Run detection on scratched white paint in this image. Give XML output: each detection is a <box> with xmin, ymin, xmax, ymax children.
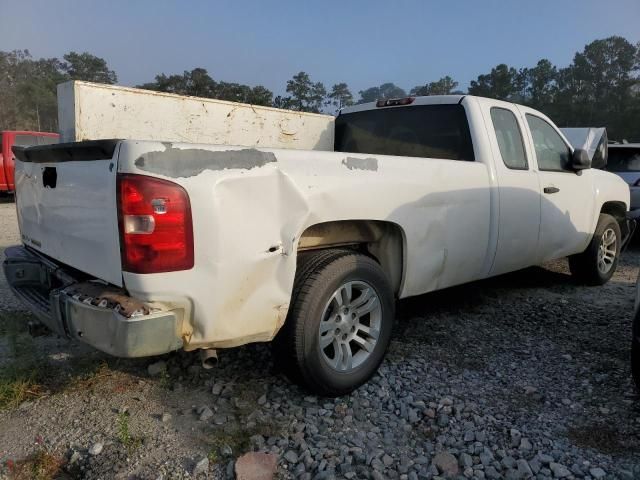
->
<box><xmin>57</xmin><ymin>81</ymin><xmax>335</xmax><ymax>150</ymax></box>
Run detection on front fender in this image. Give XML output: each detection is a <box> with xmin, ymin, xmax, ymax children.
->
<box><xmin>591</xmin><ymin>169</ymin><xmax>630</xmax><ymax>232</ymax></box>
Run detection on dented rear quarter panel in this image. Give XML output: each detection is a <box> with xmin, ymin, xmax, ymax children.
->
<box><xmin>116</xmin><ymin>140</ymin><xmax>492</xmax><ymax>349</ymax></box>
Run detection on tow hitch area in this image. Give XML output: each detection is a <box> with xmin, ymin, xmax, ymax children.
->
<box><xmin>64</xmin><ymin>282</ymin><xmax>153</xmax><ymax>318</ymax></box>
<box><xmin>3</xmin><ymin>245</ymin><xmax>184</xmax><ymax>357</ymax></box>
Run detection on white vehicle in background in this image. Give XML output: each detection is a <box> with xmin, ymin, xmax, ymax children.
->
<box><xmin>4</xmin><ymin>83</ymin><xmax>631</xmax><ymax>396</ymax></box>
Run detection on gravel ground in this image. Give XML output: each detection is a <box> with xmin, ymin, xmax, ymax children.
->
<box><xmin>0</xmin><ymin>200</ymin><xmax>639</xmax><ymax>480</ymax></box>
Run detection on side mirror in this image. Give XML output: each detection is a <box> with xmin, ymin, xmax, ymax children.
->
<box><xmin>572</xmin><ymin>149</ymin><xmax>591</xmax><ymax>170</ymax></box>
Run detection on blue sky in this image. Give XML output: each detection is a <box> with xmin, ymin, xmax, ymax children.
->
<box><xmin>1</xmin><ymin>0</ymin><xmax>639</xmax><ymax>97</ymax></box>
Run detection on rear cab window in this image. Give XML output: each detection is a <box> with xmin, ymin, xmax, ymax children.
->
<box><xmin>490</xmin><ymin>108</ymin><xmax>528</xmax><ymax>170</ymax></box>
<box><xmin>334</xmin><ymin>104</ymin><xmax>475</xmax><ymax>161</ymax></box>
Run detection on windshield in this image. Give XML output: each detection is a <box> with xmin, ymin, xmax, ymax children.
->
<box><xmin>606</xmin><ymin>147</ymin><xmax>640</xmax><ymax>172</ymax></box>
<box><xmin>334</xmin><ymin>104</ymin><xmax>475</xmax><ymax>161</ymax></box>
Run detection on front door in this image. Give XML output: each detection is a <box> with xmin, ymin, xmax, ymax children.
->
<box><xmin>521</xmin><ymin>112</ymin><xmax>594</xmax><ymax>262</ymax></box>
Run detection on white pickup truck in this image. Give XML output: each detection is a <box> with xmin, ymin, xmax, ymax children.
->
<box><xmin>5</xmin><ymin>94</ymin><xmax>631</xmax><ymax>396</ymax></box>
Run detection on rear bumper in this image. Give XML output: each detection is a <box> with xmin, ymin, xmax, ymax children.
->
<box><xmin>3</xmin><ymin>245</ymin><xmax>183</xmax><ymax>357</ymax></box>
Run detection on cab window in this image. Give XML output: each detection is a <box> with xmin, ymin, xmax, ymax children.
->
<box><xmin>526</xmin><ymin>115</ymin><xmax>572</xmax><ymax>172</ymax></box>
<box><xmin>490</xmin><ymin>108</ymin><xmax>528</xmax><ymax>170</ymax></box>
<box><xmin>335</xmin><ymin>104</ymin><xmax>475</xmax><ymax>161</ymax></box>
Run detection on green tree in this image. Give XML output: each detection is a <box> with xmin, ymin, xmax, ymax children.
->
<box><xmin>18</xmin><ymin>57</ymin><xmax>66</xmax><ymax>131</ymax></box>
<box><xmin>0</xmin><ymin>50</ymin><xmax>66</xmax><ymax>131</ymax></box>
<box><xmin>468</xmin><ymin>64</ymin><xmax>519</xmax><ymax>100</ymax></box>
<box><xmin>138</xmin><ymin>68</ymin><xmax>273</xmax><ymax>106</ymax></box>
<box><xmin>187</xmin><ymin>68</ymin><xmax>217</xmax><ymax>97</ymax></box>
<box><xmin>246</xmin><ymin>85</ymin><xmax>273</xmax><ymax>106</ymax></box>
<box><xmin>215</xmin><ymin>81</ymin><xmax>252</xmax><ymax>103</ymax></box>
<box><xmin>272</xmin><ymin>95</ymin><xmax>293</xmax><ymax>109</ymax></box>
<box><xmin>357</xmin><ymin>83</ymin><xmax>406</xmax><ymax>104</ymax></box>
<box><xmin>551</xmin><ymin>36</ymin><xmax>639</xmax><ymax>139</ymax></box>
<box><xmin>61</xmin><ymin>51</ymin><xmax>117</xmax><ymax>84</ymax></box>
<box><xmin>138</xmin><ymin>68</ymin><xmax>213</xmax><ymax>96</ymax></box>
<box><xmin>138</xmin><ymin>73</ymin><xmax>188</xmax><ymax>94</ymax></box>
<box><xmin>0</xmin><ymin>50</ymin><xmax>32</xmax><ymax>130</ymax></box>
<box><xmin>410</xmin><ymin>76</ymin><xmax>459</xmax><ymax>96</ymax></box>
<box><xmin>285</xmin><ymin>71</ymin><xmax>326</xmax><ymax>113</ymax></box>
<box><xmin>326</xmin><ymin>83</ymin><xmax>354</xmax><ymax>112</ymax></box>
<box><xmin>139</xmin><ymin>74</ymin><xmax>179</xmax><ymax>93</ymax></box>
<box><xmin>512</xmin><ymin>68</ymin><xmax>529</xmax><ymax>103</ymax></box>
<box><xmin>525</xmin><ymin>59</ymin><xmax>557</xmax><ymax>108</ymax></box>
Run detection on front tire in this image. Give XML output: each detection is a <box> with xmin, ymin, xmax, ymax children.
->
<box><xmin>569</xmin><ymin>213</ymin><xmax>621</xmax><ymax>285</ymax></box>
<box><xmin>274</xmin><ymin>249</ymin><xmax>394</xmax><ymax>397</ymax></box>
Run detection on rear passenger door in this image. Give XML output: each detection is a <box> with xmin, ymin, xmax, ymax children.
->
<box><xmin>522</xmin><ymin>112</ymin><xmax>594</xmax><ymax>261</ymax></box>
<box><xmin>482</xmin><ymin>103</ymin><xmax>541</xmax><ymax>276</ymax></box>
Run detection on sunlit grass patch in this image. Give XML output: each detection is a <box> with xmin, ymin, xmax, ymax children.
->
<box><xmin>0</xmin><ymin>350</ymin><xmax>110</xmax><ymax>411</ymax></box>
<box><xmin>5</xmin><ymin>449</ymin><xmax>64</xmax><ymax>480</ymax></box>
<box><xmin>117</xmin><ymin>411</ymin><xmax>143</xmax><ymax>451</ymax></box>
<box><xmin>0</xmin><ymin>358</ymin><xmax>48</xmax><ymax>410</ymax></box>
<box><xmin>0</xmin><ymin>310</ymin><xmax>113</xmax><ymax>411</ymax></box>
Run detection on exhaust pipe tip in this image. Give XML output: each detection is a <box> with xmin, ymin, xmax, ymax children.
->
<box><xmin>199</xmin><ymin>348</ymin><xmax>218</xmax><ymax>369</ymax></box>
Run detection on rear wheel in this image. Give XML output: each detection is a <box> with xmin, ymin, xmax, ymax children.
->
<box><xmin>569</xmin><ymin>214</ymin><xmax>621</xmax><ymax>285</ymax></box>
<box><xmin>273</xmin><ymin>249</ymin><xmax>394</xmax><ymax>396</ymax></box>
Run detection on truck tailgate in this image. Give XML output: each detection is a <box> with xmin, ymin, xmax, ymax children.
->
<box><xmin>13</xmin><ymin>140</ymin><xmax>123</xmax><ymax>286</ymax></box>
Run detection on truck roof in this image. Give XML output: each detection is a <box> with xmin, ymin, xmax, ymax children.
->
<box><xmin>339</xmin><ymin>94</ymin><xmax>466</xmax><ymax>115</ymax></box>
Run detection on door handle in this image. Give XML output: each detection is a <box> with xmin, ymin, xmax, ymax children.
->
<box><xmin>544</xmin><ymin>186</ymin><xmax>560</xmax><ymax>194</ymax></box>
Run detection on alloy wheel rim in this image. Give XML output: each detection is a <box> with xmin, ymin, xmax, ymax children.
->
<box><xmin>597</xmin><ymin>228</ymin><xmax>617</xmax><ymax>274</ymax></box>
<box><xmin>318</xmin><ymin>280</ymin><xmax>382</xmax><ymax>372</ymax></box>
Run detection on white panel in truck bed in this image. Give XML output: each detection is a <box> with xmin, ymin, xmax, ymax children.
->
<box><xmin>57</xmin><ymin>81</ymin><xmax>335</xmax><ymax>150</ymax></box>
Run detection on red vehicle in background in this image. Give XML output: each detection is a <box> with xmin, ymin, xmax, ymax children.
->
<box><xmin>0</xmin><ymin>131</ymin><xmax>59</xmax><ymax>193</ymax></box>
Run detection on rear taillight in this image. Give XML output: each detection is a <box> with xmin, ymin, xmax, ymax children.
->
<box><xmin>117</xmin><ymin>174</ymin><xmax>194</xmax><ymax>273</ymax></box>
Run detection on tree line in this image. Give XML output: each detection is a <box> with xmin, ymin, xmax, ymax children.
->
<box><xmin>0</xmin><ymin>50</ymin><xmax>117</xmax><ymax>132</ymax></box>
<box><xmin>1</xmin><ymin>36</ymin><xmax>638</xmax><ymax>141</ymax></box>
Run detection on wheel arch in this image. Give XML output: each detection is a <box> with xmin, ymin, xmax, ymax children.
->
<box><xmin>600</xmin><ymin>200</ymin><xmax>630</xmax><ymax>239</ymax></box>
<box><xmin>600</xmin><ymin>200</ymin><xmax>627</xmax><ymax>223</ymax></box>
<box><xmin>296</xmin><ymin>220</ymin><xmax>406</xmax><ymax>296</ymax></box>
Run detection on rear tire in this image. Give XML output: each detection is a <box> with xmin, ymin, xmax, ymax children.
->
<box><xmin>569</xmin><ymin>214</ymin><xmax>621</xmax><ymax>285</ymax></box>
<box><xmin>273</xmin><ymin>249</ymin><xmax>394</xmax><ymax>397</ymax></box>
